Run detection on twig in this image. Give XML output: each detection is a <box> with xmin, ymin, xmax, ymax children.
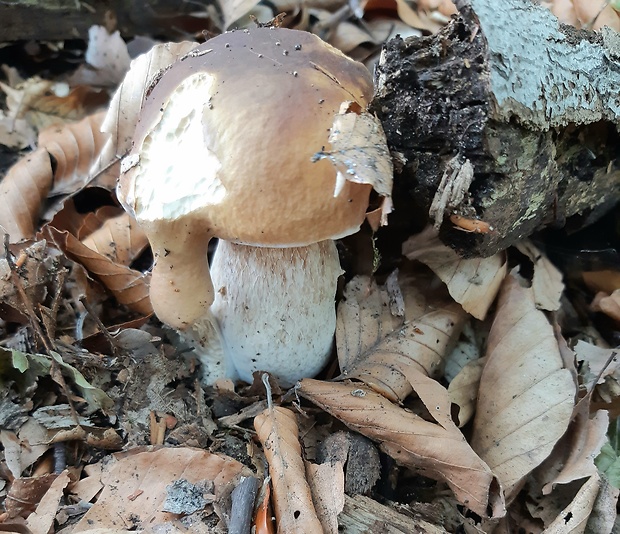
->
<box><xmin>229</xmin><ymin>476</ymin><xmax>260</xmax><ymax>534</ymax></box>
<box><xmin>78</xmin><ymin>295</ymin><xmax>120</xmax><ymax>356</ymax></box>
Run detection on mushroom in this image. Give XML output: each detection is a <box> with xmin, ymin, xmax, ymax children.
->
<box><xmin>117</xmin><ymin>27</ymin><xmax>392</xmax><ymax>385</ymax></box>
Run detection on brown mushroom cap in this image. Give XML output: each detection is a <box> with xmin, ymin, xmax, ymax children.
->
<box><xmin>119</xmin><ymin>27</ymin><xmax>375</xmax><ymax>246</ymax></box>
<box><xmin>117</xmin><ymin>27</ymin><xmax>378</xmax><ymax>328</ymax></box>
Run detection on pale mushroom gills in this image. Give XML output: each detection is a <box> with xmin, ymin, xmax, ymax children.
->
<box><xmin>116</xmin><ymin>27</ymin><xmax>393</xmax><ymax>386</ymax></box>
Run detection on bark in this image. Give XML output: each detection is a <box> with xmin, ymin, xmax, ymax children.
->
<box><xmin>372</xmin><ymin>0</ymin><xmax>620</xmax><ymax>257</ymax></box>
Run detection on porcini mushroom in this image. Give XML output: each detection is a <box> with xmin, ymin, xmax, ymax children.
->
<box><xmin>117</xmin><ymin>27</ymin><xmax>392</xmax><ymax>385</ymax></box>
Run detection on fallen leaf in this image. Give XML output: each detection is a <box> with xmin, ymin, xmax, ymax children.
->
<box><xmin>584</xmin><ymin>474</ymin><xmax>619</xmax><ymax>533</ymax></box>
<box><xmin>542</xmin><ymin>474</ymin><xmax>600</xmax><ymax>533</ymax></box>
<box><xmin>312</xmin><ymin>102</ymin><xmax>393</xmax><ymax>224</ymax></box>
<box><xmin>73</xmin><ymin>447</ymin><xmax>250</xmax><ymax>531</ymax></box>
<box><xmin>298</xmin><ymin>378</ymin><xmax>505</xmax><ymax>518</ymax></box>
<box><xmin>305</xmin><ymin>460</ymin><xmax>345</xmax><ymax>534</ymax></box>
<box><xmin>5</xmin><ymin>474</ymin><xmax>58</xmax><ymax>520</ymax></box>
<box><xmin>591</xmin><ymin>289</ymin><xmax>620</xmax><ymax>323</ymax></box>
<box><xmin>403</xmin><ymin>226</ymin><xmax>507</xmax><ymax>320</ymax></box>
<box><xmin>25</xmin><ymin>470</ymin><xmax>70</xmax><ymax>534</ymax></box>
<box><xmin>574</xmin><ymin>341</ymin><xmax>619</xmax><ymax>392</ymax></box>
<box><xmin>0</xmin><ymin>419</ymin><xmax>49</xmax><ymax>479</ymax></box>
<box><xmin>101</xmin><ymin>41</ymin><xmax>199</xmax><ymax>160</ymax></box>
<box><xmin>471</xmin><ymin>275</ymin><xmax>576</xmax><ymax>501</ymax></box>
<box><xmin>217</xmin><ymin>0</ymin><xmax>262</xmax><ymax>29</ymax></box>
<box><xmin>336</xmin><ymin>274</ymin><xmax>467</xmax><ymax>402</ymax></box>
<box><xmin>448</xmin><ymin>357</ymin><xmax>486</xmax><ymax>427</ymax></box>
<box><xmin>254</xmin><ymin>406</ymin><xmax>323</xmax><ymax>533</ymax></box>
<box><xmin>582</xmin><ymin>270</ymin><xmax>620</xmax><ymax>295</ymax></box>
<box><xmin>516</xmin><ymin>240</ymin><xmax>564</xmax><ymax>311</ymax></box>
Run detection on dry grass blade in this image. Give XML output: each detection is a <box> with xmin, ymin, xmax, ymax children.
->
<box><xmin>403</xmin><ymin>227</ymin><xmax>506</xmax><ymax>320</ymax></box>
<box><xmin>471</xmin><ymin>275</ymin><xmax>576</xmax><ymax>501</ymax></box>
<box><xmin>298</xmin><ymin>378</ymin><xmax>505</xmax><ymax>519</ymax></box>
<box><xmin>102</xmin><ymin>41</ymin><xmax>199</xmax><ymax>159</ymax></box>
<box><xmin>336</xmin><ymin>274</ymin><xmax>467</xmax><ymax>402</ymax></box>
<box><xmin>254</xmin><ymin>406</ymin><xmax>323</xmax><ymax>534</ymax></box>
<box><xmin>45</xmin><ymin>225</ymin><xmax>152</xmax><ymax>315</ymax></box>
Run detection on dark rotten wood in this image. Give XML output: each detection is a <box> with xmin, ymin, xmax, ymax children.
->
<box><xmin>371</xmin><ymin>0</ymin><xmax>620</xmax><ymax>257</ymax></box>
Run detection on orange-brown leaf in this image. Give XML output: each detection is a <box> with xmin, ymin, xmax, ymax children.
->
<box><xmin>336</xmin><ymin>274</ymin><xmax>467</xmax><ymax>402</ymax></box>
<box><xmin>254</xmin><ymin>407</ymin><xmax>323</xmax><ymax>534</ymax></box>
<box><xmin>298</xmin><ymin>378</ymin><xmax>505</xmax><ymax>518</ymax></box>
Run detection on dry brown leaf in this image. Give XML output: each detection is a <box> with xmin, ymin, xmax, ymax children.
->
<box><xmin>39</xmin><ymin>111</ymin><xmax>109</xmax><ymax>196</ymax></box>
<box><xmin>0</xmin><ymin>112</ymin><xmax>109</xmax><ymax>243</ymax></box>
<box><xmin>217</xmin><ymin>0</ymin><xmax>262</xmax><ymax>28</ymax></box>
<box><xmin>574</xmin><ymin>341</ymin><xmax>619</xmax><ymax>392</ymax></box>
<box><xmin>336</xmin><ymin>274</ymin><xmax>467</xmax><ymax>402</ymax></box>
<box><xmin>394</xmin><ymin>0</ymin><xmax>445</xmax><ymax>32</ymax></box>
<box><xmin>471</xmin><ymin>275</ymin><xmax>576</xmax><ymax>501</ymax></box>
<box><xmin>0</xmin><ymin>420</ymin><xmax>49</xmax><ymax>479</ymax></box>
<box><xmin>298</xmin><ymin>377</ymin><xmax>505</xmax><ymax>518</ymax></box>
<box><xmin>45</xmin><ymin>224</ymin><xmax>152</xmax><ymax>315</ymax></box>
<box><xmin>5</xmin><ymin>474</ymin><xmax>58</xmax><ymax>520</ymax></box>
<box><xmin>573</xmin><ymin>0</ymin><xmax>620</xmax><ymax>30</ymax></box>
<box><xmin>0</xmin><ymin>148</ymin><xmax>53</xmax><ymax>242</ymax></box>
<box><xmin>0</xmin><ymin>110</ymin><xmax>36</xmax><ymax>149</ymax></box>
<box><xmin>585</xmin><ymin>474</ymin><xmax>619</xmax><ymax>533</ymax></box>
<box><xmin>515</xmin><ymin>241</ymin><xmax>564</xmax><ymax>311</ymax></box>
<box><xmin>80</xmin><ymin>211</ymin><xmax>149</xmax><ymax>265</ymax></box>
<box><xmin>582</xmin><ymin>270</ymin><xmax>620</xmax><ymax>294</ymax></box>
<box><xmin>542</xmin><ymin>474</ymin><xmax>600</xmax><ymax>534</ymax></box>
<box><xmin>541</xmin><ymin>409</ymin><xmax>608</xmax><ymax>494</ymax></box>
<box><xmin>25</xmin><ymin>470</ymin><xmax>70</xmax><ymax>534</ymax></box>
<box><xmin>254</xmin><ymin>406</ymin><xmax>323</xmax><ymax>534</ymax></box>
<box><xmin>592</xmin><ymin>289</ymin><xmax>620</xmax><ymax>323</ymax></box>
<box><xmin>102</xmin><ymin>41</ymin><xmax>199</xmax><ymax>159</ymax></box>
<box><xmin>448</xmin><ymin>357</ymin><xmax>486</xmax><ymax>427</ymax></box>
<box><xmin>73</xmin><ymin>447</ymin><xmax>249</xmax><ymax>531</ymax></box>
<box><xmin>313</xmin><ymin>103</ymin><xmax>393</xmax><ymax>223</ymax></box>
<box><xmin>305</xmin><ymin>460</ymin><xmax>345</xmax><ymax>534</ymax></box>
<box><xmin>403</xmin><ymin>227</ymin><xmax>507</xmax><ymax>320</ymax></box>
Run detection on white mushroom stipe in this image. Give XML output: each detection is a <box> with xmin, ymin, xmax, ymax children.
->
<box><xmin>200</xmin><ymin>240</ymin><xmax>342</xmax><ymax>386</ymax></box>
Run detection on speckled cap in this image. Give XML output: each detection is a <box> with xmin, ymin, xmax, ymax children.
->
<box><xmin>117</xmin><ymin>27</ymin><xmax>379</xmax><ymax>328</ymax></box>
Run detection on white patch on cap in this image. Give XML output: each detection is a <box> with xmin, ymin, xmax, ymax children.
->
<box><xmin>132</xmin><ymin>72</ymin><xmax>225</xmax><ymax>221</ymax></box>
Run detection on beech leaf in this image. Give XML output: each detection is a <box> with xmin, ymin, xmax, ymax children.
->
<box><xmin>298</xmin><ymin>378</ymin><xmax>505</xmax><ymax>518</ymax></box>
<box><xmin>515</xmin><ymin>240</ymin><xmax>564</xmax><ymax>311</ymax></box>
<box><xmin>254</xmin><ymin>406</ymin><xmax>323</xmax><ymax>533</ymax></box>
<box><xmin>403</xmin><ymin>227</ymin><xmax>506</xmax><ymax>320</ymax></box>
<box><xmin>471</xmin><ymin>275</ymin><xmax>576</xmax><ymax>500</ymax></box>
<box><xmin>336</xmin><ymin>274</ymin><xmax>467</xmax><ymax>402</ymax></box>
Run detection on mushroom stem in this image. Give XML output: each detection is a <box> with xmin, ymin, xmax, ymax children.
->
<box><xmin>205</xmin><ymin>239</ymin><xmax>343</xmax><ymax>386</ymax></box>
<box><xmin>147</xmin><ymin>229</ymin><xmax>214</xmax><ymax>329</ymax></box>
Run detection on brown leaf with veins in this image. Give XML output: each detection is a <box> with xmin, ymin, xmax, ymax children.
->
<box><xmin>73</xmin><ymin>447</ymin><xmax>250</xmax><ymax>531</ymax></box>
<box><xmin>298</xmin><ymin>377</ymin><xmax>505</xmax><ymax>518</ymax></box>
<box><xmin>0</xmin><ymin>112</ymin><xmax>109</xmax><ymax>243</ymax></box>
<box><xmin>42</xmin><ymin>201</ymin><xmax>151</xmax><ymax>315</ymax></box>
<box><xmin>336</xmin><ymin>273</ymin><xmax>467</xmax><ymax>402</ymax></box>
<box><xmin>403</xmin><ymin>226</ymin><xmax>506</xmax><ymax>320</ymax></box>
<box><xmin>515</xmin><ymin>240</ymin><xmax>564</xmax><ymax>311</ymax></box>
<box><xmin>101</xmin><ymin>41</ymin><xmax>199</xmax><ymax>159</ymax></box>
<box><xmin>254</xmin><ymin>406</ymin><xmax>323</xmax><ymax>534</ymax></box>
<box><xmin>471</xmin><ymin>275</ymin><xmax>576</xmax><ymax>501</ymax></box>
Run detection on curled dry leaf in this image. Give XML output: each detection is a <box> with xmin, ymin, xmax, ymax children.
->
<box><xmin>73</xmin><ymin>447</ymin><xmax>250</xmax><ymax>531</ymax></box>
<box><xmin>542</xmin><ymin>474</ymin><xmax>600</xmax><ymax>534</ymax></box>
<box><xmin>403</xmin><ymin>227</ymin><xmax>507</xmax><ymax>320</ymax></box>
<box><xmin>448</xmin><ymin>357</ymin><xmax>486</xmax><ymax>427</ymax></box>
<box><xmin>0</xmin><ymin>148</ymin><xmax>53</xmax><ymax>242</ymax></box>
<box><xmin>471</xmin><ymin>275</ymin><xmax>576</xmax><ymax>501</ymax></box>
<box><xmin>541</xmin><ymin>408</ymin><xmax>608</xmax><ymax>494</ymax></box>
<box><xmin>336</xmin><ymin>273</ymin><xmax>467</xmax><ymax>402</ymax></box>
<box><xmin>305</xmin><ymin>460</ymin><xmax>345</xmax><ymax>534</ymax></box>
<box><xmin>515</xmin><ymin>240</ymin><xmax>564</xmax><ymax>311</ymax></box>
<box><xmin>254</xmin><ymin>406</ymin><xmax>323</xmax><ymax>534</ymax></box>
<box><xmin>46</xmin><ymin>224</ymin><xmax>152</xmax><ymax>315</ymax></box>
<box><xmin>312</xmin><ymin>103</ymin><xmax>393</xmax><ymax>223</ymax></box>
<box><xmin>0</xmin><ymin>112</ymin><xmax>109</xmax><ymax>243</ymax></box>
<box><xmin>298</xmin><ymin>378</ymin><xmax>505</xmax><ymax>518</ymax></box>
<box><xmin>591</xmin><ymin>289</ymin><xmax>620</xmax><ymax>323</ymax></box>
<box><xmin>25</xmin><ymin>470</ymin><xmax>70</xmax><ymax>534</ymax></box>
<box><xmin>102</xmin><ymin>41</ymin><xmax>199</xmax><ymax>159</ymax></box>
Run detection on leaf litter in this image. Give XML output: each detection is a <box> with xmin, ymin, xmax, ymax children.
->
<box><xmin>0</xmin><ymin>2</ymin><xmax>619</xmax><ymax>532</ymax></box>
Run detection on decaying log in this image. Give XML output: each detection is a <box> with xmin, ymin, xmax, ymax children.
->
<box><xmin>372</xmin><ymin>0</ymin><xmax>620</xmax><ymax>257</ymax></box>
